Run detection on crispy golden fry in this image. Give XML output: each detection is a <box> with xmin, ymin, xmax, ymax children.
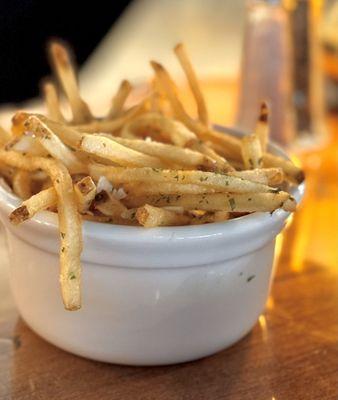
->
<box><xmin>124</xmin><ymin>182</ymin><xmax>216</xmax><ymax>196</ymax></box>
<box><xmin>81</xmin><ymin>135</ymin><xmax>167</xmax><ymax>168</ymax></box>
<box><xmin>121</xmin><ymin>112</ymin><xmax>197</xmax><ymax>147</ymax></box>
<box><xmin>125</xmin><ymin>192</ymin><xmax>296</xmax><ymax>213</ymax></box>
<box><xmin>136</xmin><ymin>204</ymin><xmax>191</xmax><ymax>227</ymax></box>
<box><xmin>49</xmin><ymin>41</ymin><xmax>92</xmax><ymax>124</ymax></box>
<box><xmin>74</xmin><ymin>176</ymin><xmax>96</xmax><ymax>213</ymax></box>
<box><xmin>42</xmin><ymin>80</ymin><xmax>66</xmax><ymax>123</ymax></box>
<box><xmin>0</xmin><ymin>150</ymin><xmax>82</xmax><ymax>311</ymax></box>
<box><xmin>107</xmin><ymin>80</ymin><xmax>132</xmax><ymax>118</ymax></box>
<box><xmin>255</xmin><ymin>102</ymin><xmax>269</xmax><ymax>152</ymax></box>
<box><xmin>12</xmin><ymin>170</ymin><xmax>32</xmax><ymax>200</ymax></box>
<box><xmin>174</xmin><ymin>43</ymin><xmax>209</xmax><ymax>125</ymax></box>
<box><xmin>25</xmin><ymin>116</ymin><xmax>86</xmax><ymax>174</ymax></box>
<box><xmin>103</xmin><ymin>136</ymin><xmax>216</xmax><ymax>170</ymax></box>
<box><xmin>10</xmin><ymin>187</ymin><xmax>57</xmax><ymax>224</ymax></box>
<box><xmin>89</xmin><ymin>165</ymin><xmax>279</xmax><ymax>194</ymax></box>
<box><xmin>229</xmin><ymin>168</ymin><xmax>284</xmax><ymax>186</ymax></box>
<box><xmin>241</xmin><ymin>134</ymin><xmax>263</xmax><ymax>169</ymax></box>
<box><xmin>263</xmin><ymin>153</ymin><xmax>304</xmax><ymax>184</ymax></box>
<box><xmin>0</xmin><ymin>126</ymin><xmax>12</xmax><ymax>145</ymax></box>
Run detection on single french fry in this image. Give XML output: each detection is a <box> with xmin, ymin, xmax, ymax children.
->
<box><xmin>107</xmin><ymin>80</ymin><xmax>132</xmax><ymax>118</ymax></box>
<box><xmin>12</xmin><ymin>170</ymin><xmax>32</xmax><ymax>200</ymax></box>
<box><xmin>10</xmin><ymin>187</ymin><xmax>57</xmax><ymax>224</ymax></box>
<box><xmin>49</xmin><ymin>41</ymin><xmax>92</xmax><ymax>124</ymax></box>
<box><xmin>263</xmin><ymin>153</ymin><xmax>304</xmax><ymax>184</ymax></box>
<box><xmin>241</xmin><ymin>134</ymin><xmax>263</xmax><ymax>169</ymax></box>
<box><xmin>174</xmin><ymin>43</ymin><xmax>209</xmax><ymax>125</ymax></box>
<box><xmin>74</xmin><ymin>176</ymin><xmax>96</xmax><ymax>213</ymax></box>
<box><xmin>124</xmin><ymin>182</ymin><xmax>216</xmax><ymax>196</ymax></box>
<box><xmin>103</xmin><ymin>136</ymin><xmax>216</xmax><ymax>170</ymax></box>
<box><xmin>0</xmin><ymin>150</ymin><xmax>82</xmax><ymax>311</ymax></box>
<box><xmin>229</xmin><ymin>168</ymin><xmax>284</xmax><ymax>186</ymax></box>
<box><xmin>136</xmin><ymin>204</ymin><xmax>191</xmax><ymax>227</ymax></box>
<box><xmin>125</xmin><ymin>192</ymin><xmax>296</xmax><ymax>213</ymax></box>
<box><xmin>80</xmin><ymin>135</ymin><xmax>166</xmax><ymax>168</ymax></box>
<box><xmin>25</xmin><ymin>116</ymin><xmax>86</xmax><ymax>174</ymax></box>
<box><xmin>255</xmin><ymin>102</ymin><xmax>269</xmax><ymax>152</ymax></box>
<box><xmin>89</xmin><ymin>165</ymin><xmax>279</xmax><ymax>194</ymax></box>
<box><xmin>42</xmin><ymin>80</ymin><xmax>66</xmax><ymax>123</ymax></box>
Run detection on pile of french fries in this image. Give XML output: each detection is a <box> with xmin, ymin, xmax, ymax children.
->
<box><xmin>0</xmin><ymin>41</ymin><xmax>304</xmax><ymax>310</ymax></box>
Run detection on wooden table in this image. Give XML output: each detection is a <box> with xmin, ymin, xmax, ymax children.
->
<box><xmin>0</xmin><ymin>82</ymin><xmax>337</xmax><ymax>400</ymax></box>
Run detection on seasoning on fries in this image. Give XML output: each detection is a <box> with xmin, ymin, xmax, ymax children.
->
<box><xmin>0</xmin><ymin>41</ymin><xmax>304</xmax><ymax>311</ymax></box>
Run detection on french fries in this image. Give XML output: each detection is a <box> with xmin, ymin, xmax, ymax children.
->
<box><xmin>241</xmin><ymin>134</ymin><xmax>263</xmax><ymax>169</ymax></box>
<box><xmin>49</xmin><ymin>41</ymin><xmax>92</xmax><ymax>124</ymax></box>
<box><xmin>12</xmin><ymin>170</ymin><xmax>32</xmax><ymax>200</ymax></box>
<box><xmin>42</xmin><ymin>80</ymin><xmax>66</xmax><ymax>123</ymax></box>
<box><xmin>0</xmin><ymin>150</ymin><xmax>82</xmax><ymax>311</ymax></box>
<box><xmin>255</xmin><ymin>102</ymin><xmax>269</xmax><ymax>152</ymax></box>
<box><xmin>107</xmin><ymin>80</ymin><xmax>132</xmax><ymax>118</ymax></box>
<box><xmin>102</xmin><ymin>136</ymin><xmax>216</xmax><ymax>170</ymax></box>
<box><xmin>74</xmin><ymin>176</ymin><xmax>96</xmax><ymax>213</ymax></box>
<box><xmin>80</xmin><ymin>135</ymin><xmax>166</xmax><ymax>168</ymax></box>
<box><xmin>10</xmin><ymin>187</ymin><xmax>57</xmax><ymax>224</ymax></box>
<box><xmin>0</xmin><ymin>41</ymin><xmax>303</xmax><ymax>311</ymax></box>
<box><xmin>174</xmin><ymin>43</ymin><xmax>209</xmax><ymax>125</ymax></box>
<box><xmin>136</xmin><ymin>204</ymin><xmax>191</xmax><ymax>227</ymax></box>
<box><xmin>88</xmin><ymin>165</ymin><xmax>279</xmax><ymax>194</ymax></box>
<box><xmin>124</xmin><ymin>192</ymin><xmax>296</xmax><ymax>212</ymax></box>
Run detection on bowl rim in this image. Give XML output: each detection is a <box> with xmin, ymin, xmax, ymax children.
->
<box><xmin>0</xmin><ymin>125</ymin><xmax>305</xmax><ymax>243</ymax></box>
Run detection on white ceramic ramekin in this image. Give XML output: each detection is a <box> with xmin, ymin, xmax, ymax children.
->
<box><xmin>0</xmin><ymin>134</ymin><xmax>304</xmax><ymax>366</ymax></box>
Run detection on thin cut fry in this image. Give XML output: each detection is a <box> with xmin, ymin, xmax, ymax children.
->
<box><xmin>125</xmin><ymin>192</ymin><xmax>296</xmax><ymax>213</ymax></box>
<box><xmin>255</xmin><ymin>102</ymin><xmax>269</xmax><ymax>152</ymax></box>
<box><xmin>263</xmin><ymin>153</ymin><xmax>305</xmax><ymax>184</ymax></box>
<box><xmin>124</xmin><ymin>182</ymin><xmax>216</xmax><ymax>196</ymax></box>
<box><xmin>42</xmin><ymin>80</ymin><xmax>66</xmax><ymax>123</ymax></box>
<box><xmin>10</xmin><ymin>187</ymin><xmax>57</xmax><ymax>224</ymax></box>
<box><xmin>81</xmin><ymin>135</ymin><xmax>166</xmax><ymax>168</ymax></box>
<box><xmin>49</xmin><ymin>41</ymin><xmax>92</xmax><ymax>124</ymax></box>
<box><xmin>107</xmin><ymin>80</ymin><xmax>132</xmax><ymax>118</ymax></box>
<box><xmin>103</xmin><ymin>136</ymin><xmax>216</xmax><ymax>170</ymax></box>
<box><xmin>136</xmin><ymin>204</ymin><xmax>191</xmax><ymax>227</ymax></box>
<box><xmin>12</xmin><ymin>170</ymin><xmax>32</xmax><ymax>200</ymax></box>
<box><xmin>0</xmin><ymin>150</ymin><xmax>82</xmax><ymax>311</ymax></box>
<box><xmin>229</xmin><ymin>168</ymin><xmax>284</xmax><ymax>186</ymax></box>
<box><xmin>25</xmin><ymin>116</ymin><xmax>86</xmax><ymax>174</ymax></box>
<box><xmin>74</xmin><ymin>176</ymin><xmax>96</xmax><ymax>213</ymax></box>
<box><xmin>174</xmin><ymin>43</ymin><xmax>209</xmax><ymax>125</ymax></box>
<box><xmin>89</xmin><ymin>165</ymin><xmax>279</xmax><ymax>194</ymax></box>
<box><xmin>241</xmin><ymin>134</ymin><xmax>263</xmax><ymax>169</ymax></box>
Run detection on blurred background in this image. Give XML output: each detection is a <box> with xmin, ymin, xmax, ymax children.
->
<box><xmin>0</xmin><ymin>0</ymin><xmax>337</xmax><ymax>270</ymax></box>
